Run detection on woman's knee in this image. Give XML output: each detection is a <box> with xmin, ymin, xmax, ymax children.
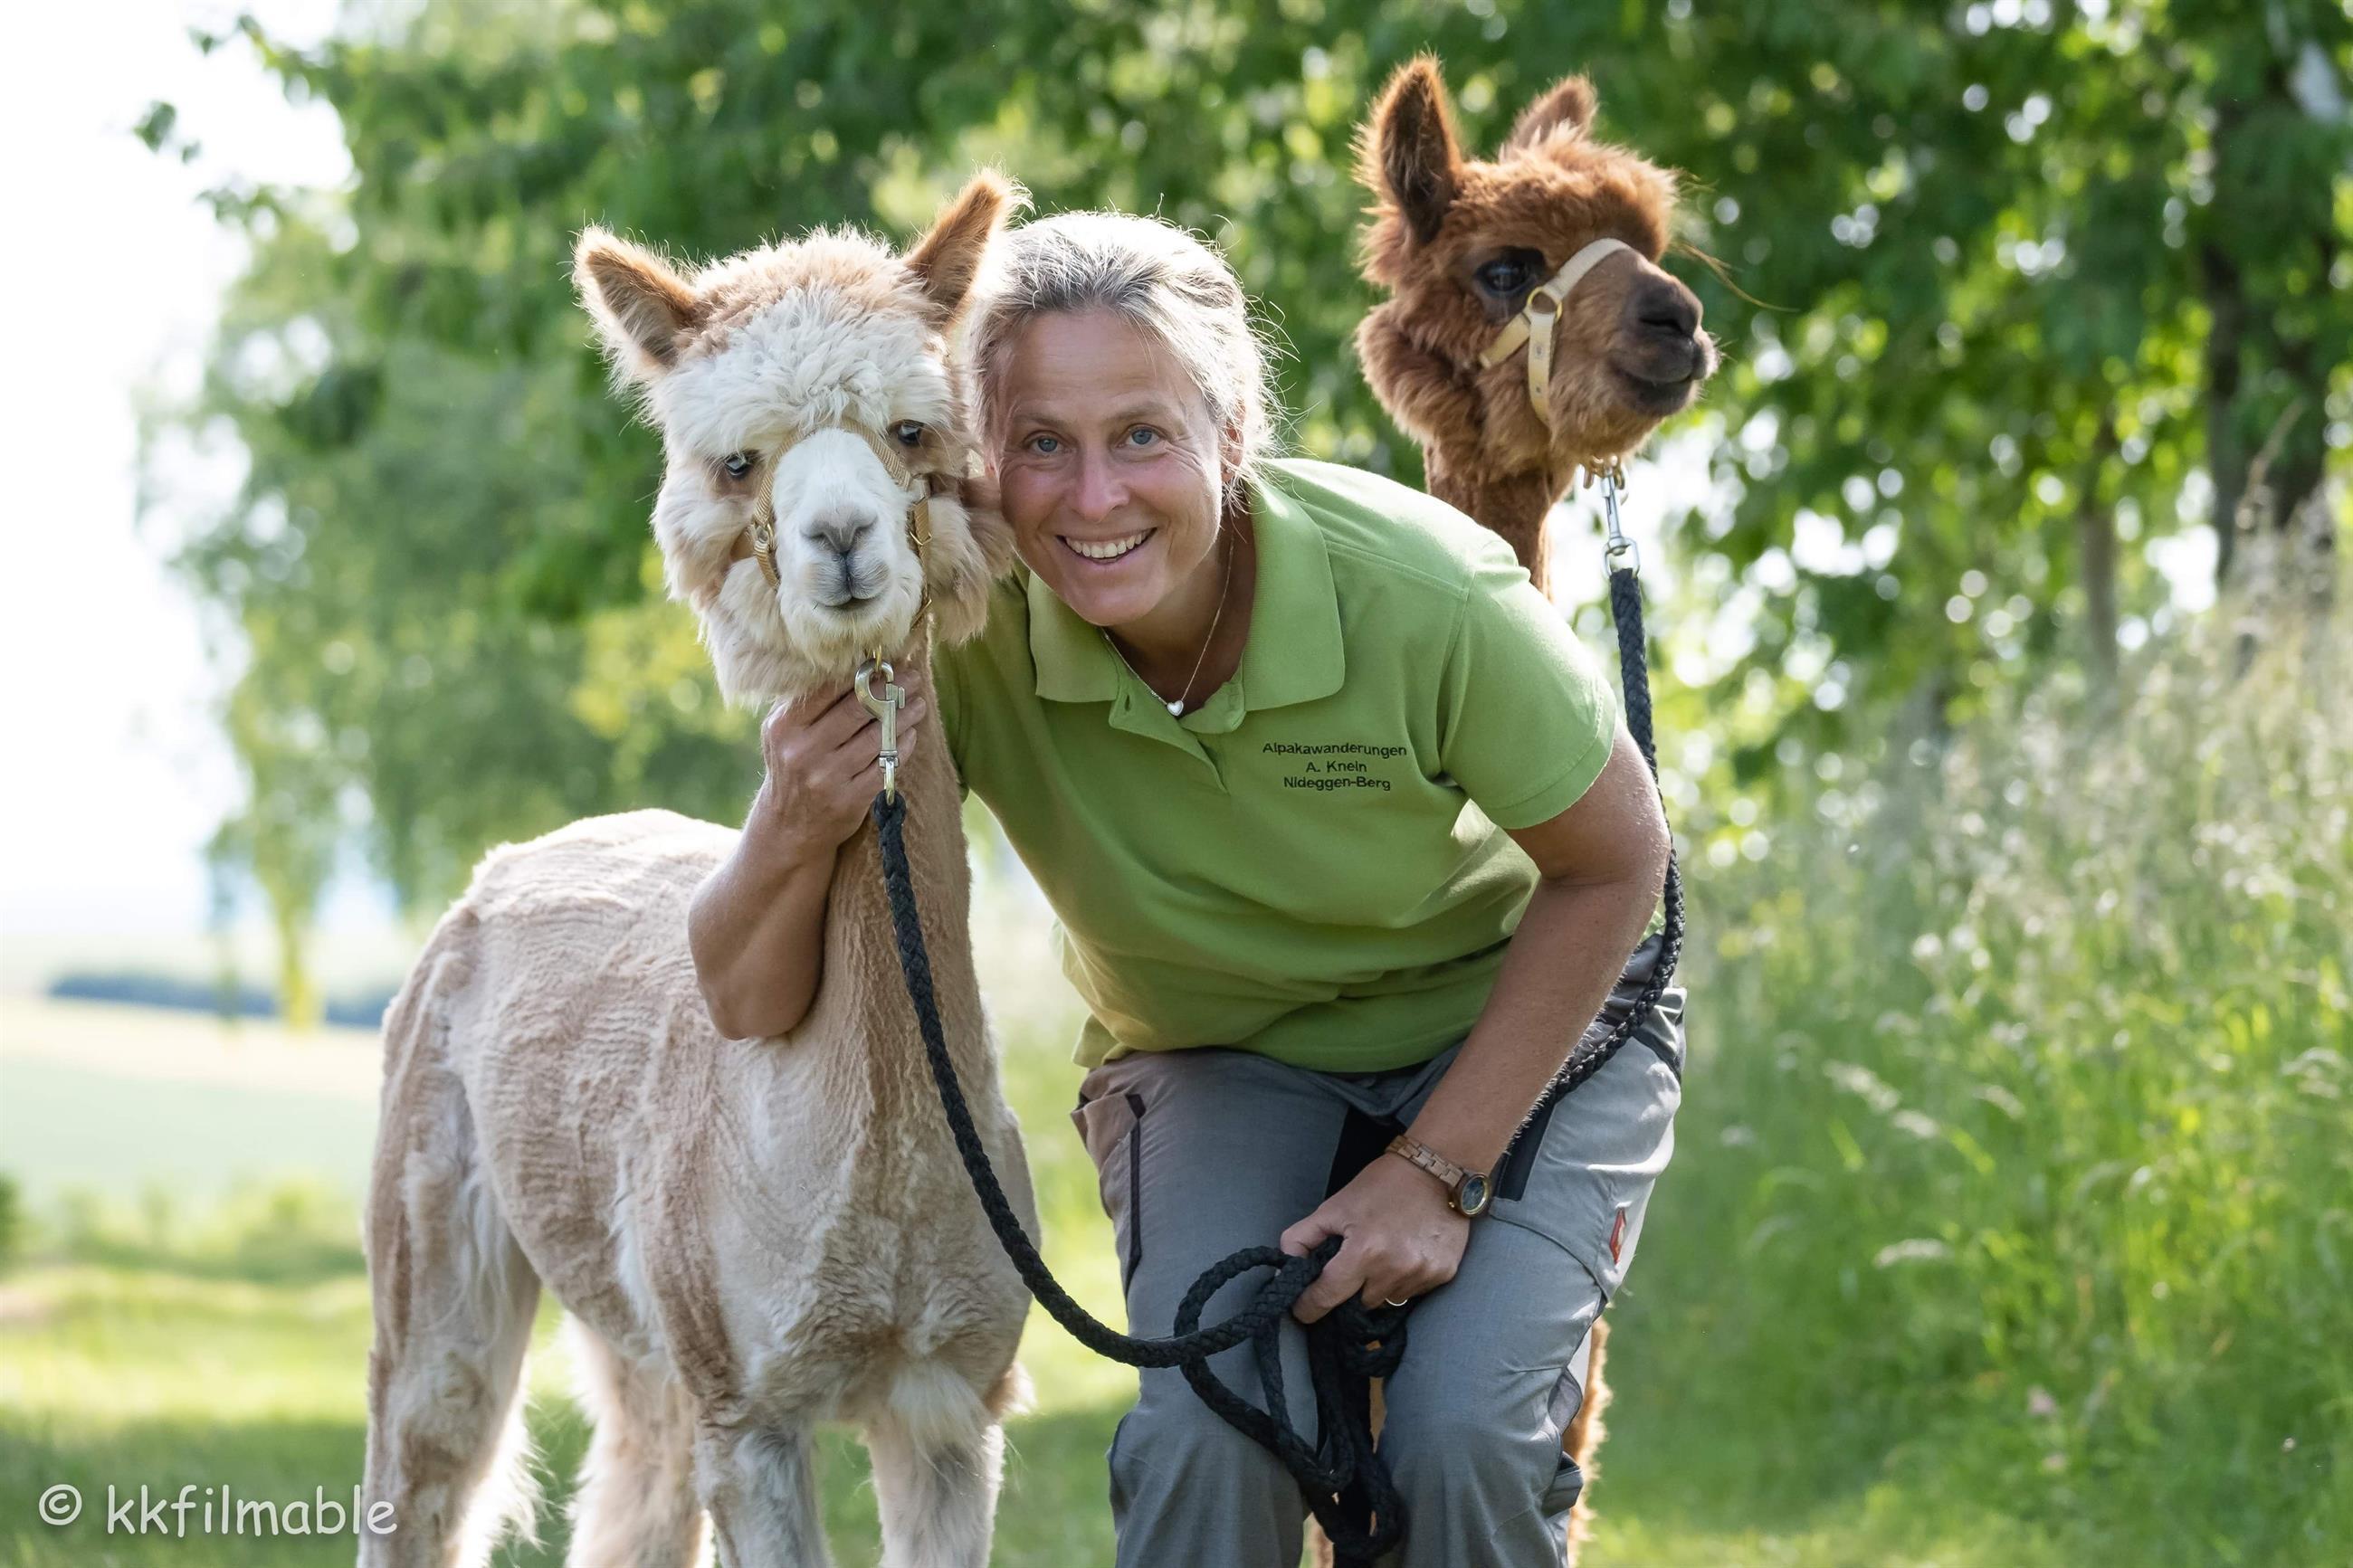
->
<box><xmin>1376</xmin><ymin>1375</ymin><xmax>1573</xmax><ymax>1513</ymax></box>
<box><xmin>1110</xmin><ymin>1387</ymin><xmax>1295</xmax><ymax>1498</ymax></box>
<box><xmin>1106</xmin><ymin>1388</ymin><xmax>1313</xmax><ymax>1568</ymax></box>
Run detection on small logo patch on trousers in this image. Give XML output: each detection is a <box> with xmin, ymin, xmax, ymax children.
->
<box><xmin>1608</xmin><ymin>1206</ymin><xmax>1628</xmax><ymax>1264</ymax></box>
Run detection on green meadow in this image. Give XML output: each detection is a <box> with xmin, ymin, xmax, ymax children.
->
<box><xmin>4</xmin><ymin>620</ymin><xmax>2347</xmax><ymax>1566</ymax></box>
<box><xmin>0</xmin><ymin>1012</ymin><xmax>2091</xmax><ymax>1568</ymax></box>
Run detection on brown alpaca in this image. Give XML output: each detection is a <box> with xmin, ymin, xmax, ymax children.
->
<box><xmin>1335</xmin><ymin>56</ymin><xmax>1717</xmax><ymax>1566</ymax></box>
<box><xmin>1354</xmin><ymin>55</ymin><xmax>1718</xmax><ymax>589</ymax></box>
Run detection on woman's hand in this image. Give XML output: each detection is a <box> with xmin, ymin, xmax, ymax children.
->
<box><xmin>690</xmin><ymin>672</ymin><xmax>932</xmax><ymax>1041</ymax></box>
<box><xmin>1279</xmin><ymin>1153</ymin><xmax>1470</xmax><ymax>1324</ymax></box>
<box><xmin>752</xmin><ymin>672</ymin><xmax>930</xmax><ymax>859</ymax></box>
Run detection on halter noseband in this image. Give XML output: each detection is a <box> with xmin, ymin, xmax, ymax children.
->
<box><xmin>729</xmin><ymin>422</ymin><xmax>937</xmax><ymax>610</ymax></box>
<box><xmin>1476</xmin><ymin>236</ymin><xmax>1634</xmax><ymax>431</ymax></box>
<box><xmin>726</xmin><ymin>421</ymin><xmax>940</xmax><ymax>801</ymax></box>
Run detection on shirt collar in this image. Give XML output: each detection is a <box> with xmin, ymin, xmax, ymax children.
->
<box><xmin>1027</xmin><ymin>461</ymin><xmax>1345</xmax><ymax>717</ymax></box>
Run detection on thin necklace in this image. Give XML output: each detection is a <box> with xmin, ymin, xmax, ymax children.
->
<box><xmin>1103</xmin><ymin>531</ymin><xmax>1234</xmax><ymax>717</ymax></box>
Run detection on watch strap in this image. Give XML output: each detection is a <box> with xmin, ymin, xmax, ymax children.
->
<box><xmin>1385</xmin><ymin>1133</ymin><xmax>1472</xmax><ymax>1194</ymax></box>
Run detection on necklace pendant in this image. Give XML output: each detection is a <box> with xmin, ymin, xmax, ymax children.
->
<box><xmin>1166</xmin><ymin>698</ymin><xmax>1186</xmax><ymax>717</ymax></box>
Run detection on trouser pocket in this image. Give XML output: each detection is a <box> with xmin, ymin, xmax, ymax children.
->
<box><xmin>1539</xmin><ymin>1451</ymin><xmax>1587</xmax><ymax>1520</ymax></box>
<box><xmin>1487</xmin><ymin>1010</ymin><xmax>1682</xmax><ymax>1303</ymax></box>
<box><xmin>1072</xmin><ymin>1077</ymin><xmax>1148</xmax><ymax>1292</ymax></box>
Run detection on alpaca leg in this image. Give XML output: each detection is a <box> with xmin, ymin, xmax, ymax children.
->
<box><xmin>360</xmin><ymin>1073</ymin><xmax>543</xmax><ymax>1568</ymax></box>
<box><xmin>865</xmin><ymin>1416</ymin><xmax>1002</xmax><ymax>1568</ymax></box>
<box><xmin>563</xmin><ymin>1322</ymin><xmax>707</xmax><ymax>1568</ymax></box>
<box><xmin>694</xmin><ymin>1421</ymin><xmax>831</xmax><ymax>1568</ymax></box>
<box><xmin>1561</xmin><ymin>1317</ymin><xmax>1613</xmax><ymax>1565</ymax></box>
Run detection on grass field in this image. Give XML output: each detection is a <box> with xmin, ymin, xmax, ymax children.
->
<box><xmin>0</xmin><ymin>994</ymin><xmax>2220</xmax><ymax>1568</ymax></box>
<box><xmin>5</xmin><ymin>621</ymin><xmax>2348</xmax><ymax>1566</ymax></box>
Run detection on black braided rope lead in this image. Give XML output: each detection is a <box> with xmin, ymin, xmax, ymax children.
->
<box><xmin>867</xmin><ymin>550</ymin><xmax>1682</xmax><ymax>1566</ymax></box>
<box><xmin>873</xmin><ymin>793</ymin><xmax>1408</xmax><ymax>1562</ymax></box>
<box><xmin>1547</xmin><ymin>561</ymin><xmax>1685</xmax><ymax>1102</ymax></box>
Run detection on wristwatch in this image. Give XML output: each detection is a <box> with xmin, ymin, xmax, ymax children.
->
<box><xmin>1383</xmin><ymin>1133</ymin><xmax>1495</xmax><ymax>1217</ymax></box>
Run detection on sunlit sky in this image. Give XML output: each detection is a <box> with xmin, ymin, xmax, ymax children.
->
<box><xmin>0</xmin><ymin>2</ymin><xmax>2224</xmax><ymax>973</ymax></box>
<box><xmin>0</xmin><ymin>0</ymin><xmax>354</xmax><ymax>946</ymax></box>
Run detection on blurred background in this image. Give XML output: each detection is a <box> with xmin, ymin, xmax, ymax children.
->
<box><xmin>2</xmin><ymin>0</ymin><xmax>2347</xmax><ymax>1563</ymax></box>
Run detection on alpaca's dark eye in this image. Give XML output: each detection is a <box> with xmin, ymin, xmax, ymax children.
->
<box><xmin>722</xmin><ymin>451</ymin><xmax>755</xmax><ymax>480</ymax></box>
<box><xmin>894</xmin><ymin>421</ymin><xmax>925</xmax><ymax>448</ymax></box>
<box><xmin>1475</xmin><ymin>252</ymin><xmax>1544</xmax><ymax>296</ymax></box>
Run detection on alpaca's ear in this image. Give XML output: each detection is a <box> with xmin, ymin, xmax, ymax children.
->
<box><xmin>1500</xmin><ymin>74</ymin><xmax>1598</xmax><ymax>156</ymax></box>
<box><xmin>575</xmin><ymin>228</ymin><xmax>699</xmax><ymax>383</ymax></box>
<box><xmin>906</xmin><ymin>172</ymin><xmax>1028</xmax><ymax>327</ymax></box>
<box><xmin>1361</xmin><ymin>55</ymin><xmax>1463</xmax><ymax>247</ymax></box>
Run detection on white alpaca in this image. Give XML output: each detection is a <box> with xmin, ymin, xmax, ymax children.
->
<box><xmin>357</xmin><ymin>175</ymin><xmax>1035</xmax><ymax>1568</ymax></box>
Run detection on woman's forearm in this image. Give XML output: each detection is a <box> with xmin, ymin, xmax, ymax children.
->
<box><xmin>688</xmin><ymin>679</ymin><xmax>936</xmax><ymax>1041</ymax></box>
<box><xmin>688</xmin><ymin>782</ymin><xmax>839</xmax><ymax>1040</ymax></box>
<box><xmin>1406</xmin><ymin>870</ymin><xmax>1662</xmax><ymax>1175</ymax></box>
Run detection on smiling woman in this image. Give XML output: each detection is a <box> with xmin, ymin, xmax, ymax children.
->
<box><xmin>895</xmin><ymin>209</ymin><xmax>1687</xmax><ymax>1568</ymax></box>
<box><xmin>965</xmin><ymin>213</ymin><xmax>1279</xmax><ymax>717</ymax></box>
<box><xmin>989</xmin><ymin>309</ymin><xmax>1250</xmax><ymax>715</ymax></box>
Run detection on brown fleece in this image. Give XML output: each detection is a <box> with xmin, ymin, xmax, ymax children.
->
<box><xmin>1342</xmin><ymin>57</ymin><xmax>1718</xmax><ymax>1565</ymax></box>
<box><xmin>1353</xmin><ymin>54</ymin><xmax>1718</xmax><ymax>585</ymax></box>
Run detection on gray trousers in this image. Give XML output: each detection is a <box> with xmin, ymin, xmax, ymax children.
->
<box><xmin>1069</xmin><ymin>936</ymin><xmax>1684</xmax><ymax>1568</ymax></box>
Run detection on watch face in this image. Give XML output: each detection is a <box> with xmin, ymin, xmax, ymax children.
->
<box><xmin>1456</xmin><ymin>1174</ymin><xmax>1492</xmax><ymax>1216</ymax></box>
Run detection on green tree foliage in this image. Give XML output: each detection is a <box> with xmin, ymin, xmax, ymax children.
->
<box><xmin>152</xmin><ymin>0</ymin><xmax>2348</xmax><ymax>1001</ymax></box>
<box><xmin>1624</xmin><ymin>0</ymin><xmax>2351</xmax><ymax>765</ymax></box>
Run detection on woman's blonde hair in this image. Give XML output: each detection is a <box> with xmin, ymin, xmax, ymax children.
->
<box><xmin>968</xmin><ymin>210</ymin><xmax>1282</xmax><ymax>506</ymax></box>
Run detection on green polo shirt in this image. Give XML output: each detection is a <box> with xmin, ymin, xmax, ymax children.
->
<box><xmin>934</xmin><ymin>456</ymin><xmax>1621</xmax><ymax>1072</ymax></box>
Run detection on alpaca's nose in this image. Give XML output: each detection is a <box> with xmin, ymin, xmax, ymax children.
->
<box><xmin>803</xmin><ymin>512</ymin><xmax>876</xmax><ymax>555</ymax></box>
<box><xmin>1629</xmin><ymin>279</ymin><xmax>1701</xmax><ymax>347</ymax></box>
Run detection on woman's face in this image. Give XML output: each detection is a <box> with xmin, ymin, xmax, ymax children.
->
<box><xmin>992</xmin><ymin>309</ymin><xmax>1226</xmax><ymax>632</ymax></box>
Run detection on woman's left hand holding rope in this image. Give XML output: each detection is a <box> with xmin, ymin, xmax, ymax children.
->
<box><xmin>1279</xmin><ymin>1155</ymin><xmax>1469</xmax><ymax>1324</ymax></box>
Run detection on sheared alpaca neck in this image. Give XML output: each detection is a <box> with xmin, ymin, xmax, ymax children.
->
<box><xmin>795</xmin><ymin>638</ymin><xmax>999</xmax><ymax>1123</ymax></box>
<box><xmin>1423</xmin><ymin>446</ymin><xmax>1567</xmax><ymax>593</ymax></box>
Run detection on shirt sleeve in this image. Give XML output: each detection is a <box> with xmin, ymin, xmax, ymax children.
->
<box><xmin>930</xmin><ymin>633</ymin><xmax>973</xmax><ymax>803</ymax></box>
<box><xmin>1434</xmin><ymin>537</ymin><xmax>1623</xmax><ymax>832</ymax></box>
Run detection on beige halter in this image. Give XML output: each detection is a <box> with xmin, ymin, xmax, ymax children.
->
<box><xmin>725</xmin><ymin>420</ymin><xmax>939</xmax><ymax>800</ymax></box>
<box><xmin>1475</xmin><ymin>237</ymin><xmax>1634</xmax><ymax>429</ymax></box>
<box><xmin>728</xmin><ymin>422</ymin><xmax>937</xmax><ymax>615</ymax></box>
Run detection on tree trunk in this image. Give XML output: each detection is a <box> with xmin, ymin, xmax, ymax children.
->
<box><xmin>2296</xmin><ymin>486</ymin><xmax>2339</xmax><ymax>621</ymax></box>
<box><xmin>272</xmin><ymin>891</ymin><xmax>321</xmax><ymax>1031</ymax></box>
<box><xmin>2200</xmin><ymin>238</ymin><xmax>2247</xmax><ymax>592</ymax></box>
<box><xmin>2225</xmin><ymin>402</ymin><xmax>2328</xmax><ymax>680</ymax></box>
<box><xmin>2077</xmin><ymin>416</ymin><xmax>2120</xmax><ymax>713</ymax></box>
<box><xmin>2204</xmin><ymin>62</ymin><xmax>2338</xmax><ymax>607</ymax></box>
